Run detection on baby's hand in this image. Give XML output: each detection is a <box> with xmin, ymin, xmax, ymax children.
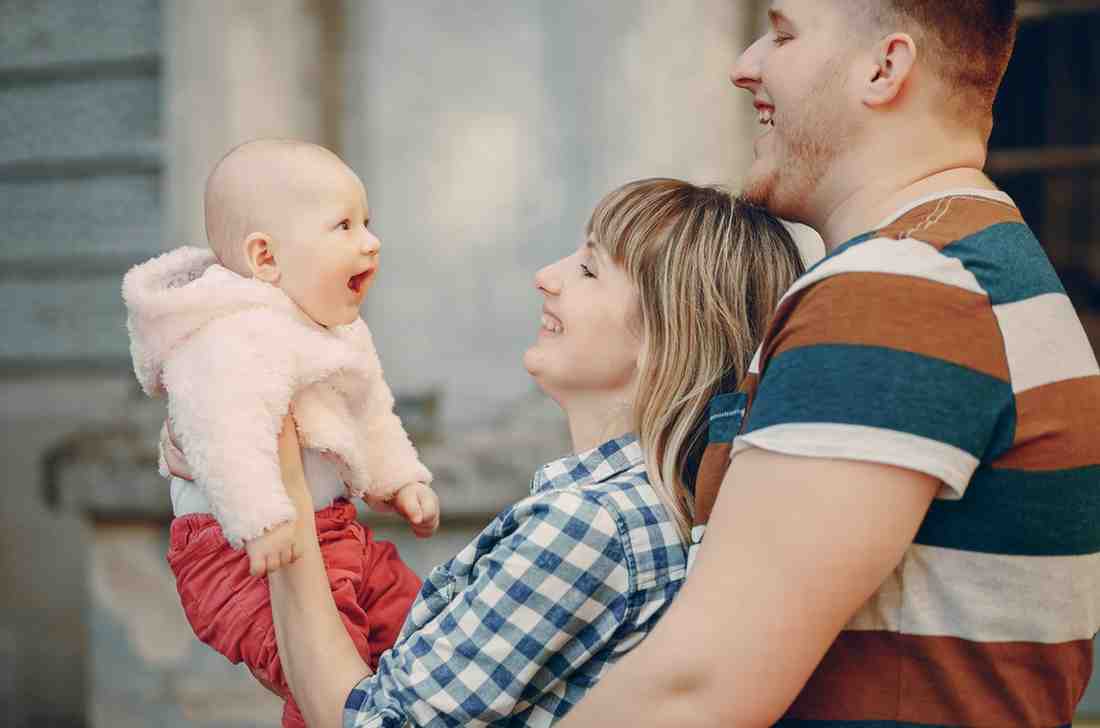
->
<box><xmin>244</xmin><ymin>520</ymin><xmax>302</xmax><ymax>577</ymax></box>
<box><xmin>391</xmin><ymin>482</ymin><xmax>440</xmax><ymax>539</ymax></box>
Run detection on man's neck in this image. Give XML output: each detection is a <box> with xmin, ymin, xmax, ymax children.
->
<box><xmin>809</xmin><ymin>125</ymin><xmax>994</xmax><ymax>251</ymax></box>
<box><xmin>816</xmin><ymin>167</ymin><xmax>996</xmax><ymax>251</ymax></box>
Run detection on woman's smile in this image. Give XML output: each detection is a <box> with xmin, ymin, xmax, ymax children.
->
<box><xmin>540</xmin><ymin>307</ymin><xmax>564</xmax><ymax>335</ymax></box>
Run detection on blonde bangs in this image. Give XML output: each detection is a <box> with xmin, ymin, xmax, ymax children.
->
<box><xmin>586</xmin><ymin>179</ymin><xmax>804</xmax><ymax>539</ymax></box>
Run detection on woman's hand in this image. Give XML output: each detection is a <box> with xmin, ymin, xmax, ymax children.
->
<box><xmin>159</xmin><ymin>419</ymin><xmax>194</xmax><ymax>480</ymax></box>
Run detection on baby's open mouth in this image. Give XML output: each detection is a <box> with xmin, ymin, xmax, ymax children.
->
<box><xmin>348</xmin><ymin>270</ymin><xmax>372</xmax><ymax>293</ymax></box>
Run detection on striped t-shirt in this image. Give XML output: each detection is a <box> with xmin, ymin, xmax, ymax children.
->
<box><xmin>710</xmin><ymin>189</ymin><xmax>1100</xmax><ymax>727</ymax></box>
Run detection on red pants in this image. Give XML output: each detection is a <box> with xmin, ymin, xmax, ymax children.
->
<box><xmin>167</xmin><ymin>499</ymin><xmax>421</xmax><ymax>728</ymax></box>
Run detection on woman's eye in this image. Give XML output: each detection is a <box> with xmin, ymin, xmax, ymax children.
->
<box><xmin>580</xmin><ymin>263</ymin><xmax>596</xmax><ymax>279</ymax></box>
<box><xmin>363</xmin><ymin>219</ymin><xmax>370</xmax><ymax>229</ymax></box>
<box><xmin>338</xmin><ymin>219</ymin><xmax>351</xmax><ymax>231</ymax></box>
<box><xmin>773</xmin><ymin>32</ymin><xmax>793</xmax><ymax>46</ymax></box>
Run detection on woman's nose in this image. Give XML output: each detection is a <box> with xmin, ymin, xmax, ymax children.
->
<box><xmin>534</xmin><ymin>262</ymin><xmax>561</xmax><ymax>295</ymax></box>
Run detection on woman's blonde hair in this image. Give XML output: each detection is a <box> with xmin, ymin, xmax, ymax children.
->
<box><xmin>588</xmin><ymin>178</ymin><xmax>804</xmax><ymax>539</ymax></box>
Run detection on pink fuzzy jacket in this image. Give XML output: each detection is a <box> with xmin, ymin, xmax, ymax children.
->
<box><xmin>122</xmin><ymin>246</ymin><xmax>431</xmax><ymax>548</ymax></box>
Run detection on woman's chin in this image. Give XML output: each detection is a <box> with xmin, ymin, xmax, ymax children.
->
<box><xmin>522</xmin><ymin>346</ymin><xmax>543</xmax><ymax>378</ymax></box>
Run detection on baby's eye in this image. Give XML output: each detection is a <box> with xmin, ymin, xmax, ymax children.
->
<box><xmin>338</xmin><ymin>219</ymin><xmax>351</xmax><ymax>231</ymax></box>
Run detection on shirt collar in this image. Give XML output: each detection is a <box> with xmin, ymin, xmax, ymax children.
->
<box><xmin>803</xmin><ymin>187</ymin><xmax>1019</xmax><ymax>278</ymax></box>
<box><xmin>531</xmin><ymin>433</ymin><xmax>643</xmax><ymax>496</ymax></box>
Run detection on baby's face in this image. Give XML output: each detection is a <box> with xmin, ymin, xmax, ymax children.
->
<box><xmin>269</xmin><ymin>156</ymin><xmax>380</xmax><ymax>328</ymax></box>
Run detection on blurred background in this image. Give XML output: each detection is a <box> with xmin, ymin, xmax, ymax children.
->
<box><xmin>0</xmin><ymin>1</ymin><xmax>1097</xmax><ymax>725</ymax></box>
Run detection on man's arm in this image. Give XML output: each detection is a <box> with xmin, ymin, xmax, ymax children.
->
<box><xmin>557</xmin><ymin>446</ymin><xmax>938</xmax><ymax>728</ymax></box>
<box><xmin>268</xmin><ymin>414</ymin><xmax>371</xmax><ymax>728</ymax></box>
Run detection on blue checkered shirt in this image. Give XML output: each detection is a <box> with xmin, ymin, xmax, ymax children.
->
<box><xmin>344</xmin><ymin>434</ymin><xmax>688</xmax><ymax>727</ymax></box>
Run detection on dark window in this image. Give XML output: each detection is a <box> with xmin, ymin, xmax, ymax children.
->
<box><xmin>989</xmin><ymin>3</ymin><xmax>1100</xmax><ymax>352</ymax></box>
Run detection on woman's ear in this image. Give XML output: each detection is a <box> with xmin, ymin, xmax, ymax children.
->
<box><xmin>863</xmin><ymin>33</ymin><xmax>916</xmax><ymax>108</ymax></box>
<box><xmin>244</xmin><ymin>232</ymin><xmax>279</xmax><ymax>283</ymax></box>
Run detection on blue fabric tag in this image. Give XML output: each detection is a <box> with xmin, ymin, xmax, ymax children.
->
<box><xmin>708</xmin><ymin>392</ymin><xmax>747</xmax><ymax>444</ymax></box>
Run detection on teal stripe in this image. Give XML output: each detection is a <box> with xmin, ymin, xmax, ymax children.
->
<box><xmin>708</xmin><ymin>392</ymin><xmax>747</xmax><ymax>443</ymax></box>
<box><xmin>916</xmin><ymin>464</ymin><xmax>1100</xmax><ymax>556</ymax></box>
<box><xmin>802</xmin><ymin>231</ymin><xmax>877</xmax><ymax>276</ymax></box>
<box><xmin>940</xmin><ymin>222</ymin><xmax>1064</xmax><ymax>305</ymax></box>
<box><xmin>746</xmin><ymin>345</ymin><xmax>1015</xmax><ymax>460</ymax></box>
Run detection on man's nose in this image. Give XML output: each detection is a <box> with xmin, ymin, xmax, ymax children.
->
<box><xmin>730</xmin><ymin>34</ymin><xmax>766</xmax><ymax>92</ymax></box>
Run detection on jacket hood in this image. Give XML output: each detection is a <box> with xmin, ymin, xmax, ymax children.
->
<box><xmin>122</xmin><ymin>246</ymin><xmax>303</xmax><ymax>396</ymax></box>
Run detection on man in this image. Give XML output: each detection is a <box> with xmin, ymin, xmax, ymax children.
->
<box><xmin>558</xmin><ymin>1</ymin><xmax>1100</xmax><ymax>726</ymax></box>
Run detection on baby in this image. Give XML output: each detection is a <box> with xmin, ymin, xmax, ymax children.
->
<box><xmin>123</xmin><ymin>139</ymin><xmax>438</xmax><ymax>728</ymax></box>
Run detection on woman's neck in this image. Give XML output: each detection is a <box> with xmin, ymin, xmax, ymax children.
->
<box><xmin>563</xmin><ymin>397</ymin><xmax>633</xmax><ymax>454</ymax></box>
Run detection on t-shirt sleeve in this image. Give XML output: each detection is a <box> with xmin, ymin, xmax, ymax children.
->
<box><xmin>733</xmin><ymin>271</ymin><xmax>1016</xmax><ymax>498</ymax></box>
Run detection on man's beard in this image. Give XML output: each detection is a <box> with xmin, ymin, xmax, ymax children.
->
<box><xmin>742</xmin><ymin>131</ymin><xmax>836</xmax><ymax>223</ymax></box>
<box><xmin>742</xmin><ymin>63</ymin><xmax>848</xmax><ymax>222</ymax></box>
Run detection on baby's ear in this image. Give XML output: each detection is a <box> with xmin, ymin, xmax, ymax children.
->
<box><xmin>244</xmin><ymin>232</ymin><xmax>279</xmax><ymax>282</ymax></box>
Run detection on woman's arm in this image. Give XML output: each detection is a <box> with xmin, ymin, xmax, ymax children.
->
<box><xmin>342</xmin><ymin>489</ymin><xmax>633</xmax><ymax>727</ymax></box>
<box><xmin>268</xmin><ymin>414</ymin><xmax>371</xmax><ymax>728</ymax></box>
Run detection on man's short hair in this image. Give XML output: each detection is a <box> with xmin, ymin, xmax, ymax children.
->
<box><xmin>868</xmin><ymin>0</ymin><xmax>1017</xmax><ymax>121</ymax></box>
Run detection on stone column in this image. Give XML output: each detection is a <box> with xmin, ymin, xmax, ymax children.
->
<box><xmin>161</xmin><ymin>0</ymin><xmax>339</xmax><ymax>249</ymax></box>
<box><xmin>45</xmin><ymin>399</ymin><xmax>284</xmax><ymax>727</ymax></box>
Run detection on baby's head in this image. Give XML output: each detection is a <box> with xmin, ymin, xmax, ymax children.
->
<box><xmin>204</xmin><ymin>138</ymin><xmax>380</xmax><ymax>327</ymax></box>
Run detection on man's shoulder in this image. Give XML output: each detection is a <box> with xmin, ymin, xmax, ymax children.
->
<box><xmin>784</xmin><ymin>193</ymin><xmax>1040</xmax><ymax>309</ymax></box>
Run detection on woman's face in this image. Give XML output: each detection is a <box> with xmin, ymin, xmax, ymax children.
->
<box><xmin>524</xmin><ymin>238</ymin><xmax>641</xmax><ymax>404</ymax></box>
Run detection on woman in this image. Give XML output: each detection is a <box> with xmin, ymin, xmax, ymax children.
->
<box><xmin>164</xmin><ymin>178</ymin><xmax>804</xmax><ymax>727</ymax></box>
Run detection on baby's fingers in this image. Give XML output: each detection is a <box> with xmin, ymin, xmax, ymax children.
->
<box><xmin>412</xmin><ymin>492</ymin><xmax>440</xmax><ymax>538</ymax></box>
<box><xmin>249</xmin><ymin>552</ymin><xmax>269</xmax><ymax>578</ymax></box>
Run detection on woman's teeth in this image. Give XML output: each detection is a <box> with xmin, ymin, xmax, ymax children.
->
<box><xmin>541</xmin><ymin>314</ymin><xmax>563</xmax><ymax>334</ymax></box>
<box><xmin>759</xmin><ymin>109</ymin><xmax>774</xmax><ymax>126</ymax></box>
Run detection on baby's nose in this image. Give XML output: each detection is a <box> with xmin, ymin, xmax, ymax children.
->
<box><xmin>363</xmin><ymin>230</ymin><xmax>381</xmax><ymax>255</ymax></box>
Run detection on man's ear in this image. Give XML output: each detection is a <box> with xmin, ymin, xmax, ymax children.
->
<box><xmin>244</xmin><ymin>232</ymin><xmax>280</xmax><ymax>283</ymax></box>
<box><xmin>863</xmin><ymin>33</ymin><xmax>916</xmax><ymax>108</ymax></box>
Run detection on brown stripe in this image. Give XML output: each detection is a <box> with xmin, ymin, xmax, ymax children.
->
<box><xmin>765</xmin><ymin>273</ymin><xmax>1010</xmax><ymax>382</ymax></box>
<box><xmin>784</xmin><ymin>630</ymin><xmax>1091</xmax><ymax>726</ymax></box>
<box><xmin>692</xmin><ymin>443</ymin><xmax>730</xmax><ymax>526</ymax></box>
<box><xmin>994</xmin><ymin>375</ymin><xmax>1100</xmax><ymax>470</ymax></box>
<box><xmin>876</xmin><ymin>196</ymin><xmax>1024</xmax><ymax>251</ymax></box>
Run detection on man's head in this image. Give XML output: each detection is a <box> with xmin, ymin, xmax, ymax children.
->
<box><xmin>204</xmin><ymin>139</ymin><xmax>381</xmax><ymax>327</ymax></box>
<box><xmin>731</xmin><ymin>0</ymin><xmax>1017</xmax><ymax>223</ymax></box>
<box><xmin>857</xmin><ymin>1</ymin><xmax>1017</xmax><ymax>125</ymax></box>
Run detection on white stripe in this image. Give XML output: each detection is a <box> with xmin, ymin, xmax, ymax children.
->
<box><xmin>847</xmin><ymin>545</ymin><xmax>1100</xmax><ymax>644</ymax></box>
<box><xmin>748</xmin><ymin>345</ymin><xmax>762</xmax><ymax>376</ymax></box>
<box><xmin>780</xmin><ymin>236</ymin><xmax>986</xmax><ymax>306</ymax></box>
<box><xmin>872</xmin><ymin>188</ymin><xmax>1016</xmax><ymax>229</ymax></box>
<box><xmin>731</xmin><ymin>423</ymin><xmax>979</xmax><ymax>499</ymax></box>
<box><xmin>992</xmin><ymin>292</ymin><xmax>1100</xmax><ymax>393</ymax></box>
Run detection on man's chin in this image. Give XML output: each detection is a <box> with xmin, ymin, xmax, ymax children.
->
<box><xmin>740</xmin><ymin>169</ymin><xmax>777</xmax><ymax>211</ymax></box>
